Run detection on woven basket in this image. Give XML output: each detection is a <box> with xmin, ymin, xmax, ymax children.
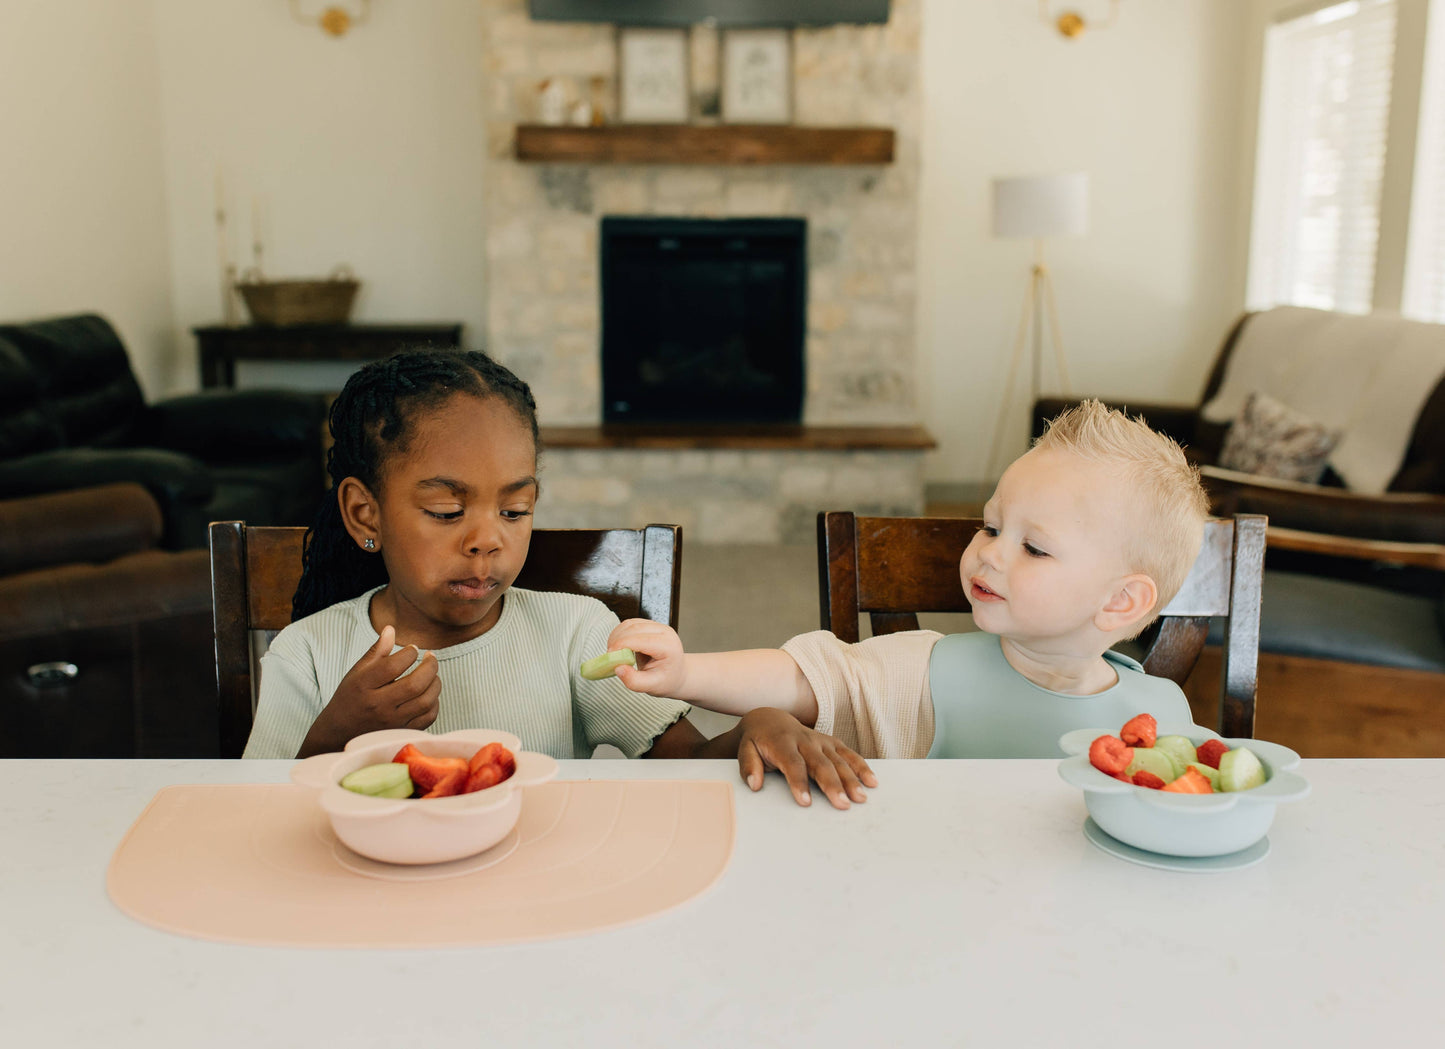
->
<box><xmin>237</xmin><ymin>266</ymin><xmax>360</xmax><ymax>326</ymax></box>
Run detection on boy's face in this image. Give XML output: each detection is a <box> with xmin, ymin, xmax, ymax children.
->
<box><xmin>345</xmin><ymin>392</ymin><xmax>538</xmax><ymax>648</ymax></box>
<box><xmin>960</xmin><ymin>447</ymin><xmax>1147</xmax><ymax>653</ymax></box>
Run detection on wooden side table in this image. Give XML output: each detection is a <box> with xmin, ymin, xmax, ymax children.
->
<box><xmin>193</xmin><ymin>323</ymin><xmax>464</xmax><ymax>389</ymax></box>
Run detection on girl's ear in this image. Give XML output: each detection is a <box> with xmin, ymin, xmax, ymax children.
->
<box><xmin>1095</xmin><ymin>573</ymin><xmax>1158</xmax><ymax>634</ymax></box>
<box><xmin>337</xmin><ymin>477</ymin><xmax>381</xmax><ymax>552</ymax></box>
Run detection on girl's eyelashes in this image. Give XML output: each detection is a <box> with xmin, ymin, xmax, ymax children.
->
<box><xmin>981</xmin><ymin>524</ymin><xmax>999</xmax><ymax>537</ymax></box>
<box><xmin>1023</xmin><ymin>542</ymin><xmax>1049</xmax><ymax>558</ymax></box>
<box><xmin>424</xmin><ymin>508</ymin><xmax>464</xmax><ymax>521</ymax></box>
<box><xmin>500</xmin><ymin>508</ymin><xmax>533</xmax><ymax>521</ymax></box>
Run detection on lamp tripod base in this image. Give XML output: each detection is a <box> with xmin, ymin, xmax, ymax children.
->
<box><xmin>984</xmin><ymin>245</ymin><xmax>1072</xmax><ymax>482</ymax></box>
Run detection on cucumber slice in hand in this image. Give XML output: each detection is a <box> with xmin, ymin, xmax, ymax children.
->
<box><xmin>1218</xmin><ymin>747</ymin><xmax>1267</xmax><ymax>792</ymax></box>
<box><xmin>579</xmin><ymin>648</ymin><xmax>637</xmax><ymax>680</ymax></box>
<box><xmin>340</xmin><ymin>762</ymin><xmax>414</xmax><ymax>797</ymax></box>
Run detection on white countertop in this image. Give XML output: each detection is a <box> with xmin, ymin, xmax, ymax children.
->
<box><xmin>2</xmin><ymin>757</ymin><xmax>1439</xmax><ymax>1047</ymax></box>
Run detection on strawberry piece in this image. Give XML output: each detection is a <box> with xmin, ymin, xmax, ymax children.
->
<box><xmin>392</xmin><ymin>744</ymin><xmax>467</xmax><ymax>793</ymax></box>
<box><xmin>465</xmin><ymin>763</ymin><xmax>504</xmax><ymax>794</ymax></box>
<box><xmin>1119</xmin><ymin>713</ymin><xmax>1157</xmax><ymax>748</ymax></box>
<box><xmin>468</xmin><ymin>742</ymin><xmax>517</xmax><ymax>780</ymax></box>
<box><xmin>421</xmin><ymin>765</ymin><xmax>467</xmax><ymax>799</ymax></box>
<box><xmin>463</xmin><ymin>742</ymin><xmax>517</xmax><ymax>794</ymax></box>
<box><xmin>1132</xmin><ymin>770</ymin><xmax>1167</xmax><ymax>790</ymax></box>
<box><xmin>1161</xmin><ymin>767</ymin><xmax>1213</xmax><ymax>794</ymax></box>
<box><xmin>1196</xmin><ymin>739</ymin><xmax>1229</xmax><ymax>769</ymax></box>
<box><xmin>1088</xmin><ymin>735</ymin><xmax>1134</xmax><ymax>776</ymax></box>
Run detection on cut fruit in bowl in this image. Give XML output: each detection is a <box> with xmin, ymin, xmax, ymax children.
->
<box><xmin>1057</xmin><ymin>722</ymin><xmax>1309</xmax><ymax>858</ymax></box>
<box><xmin>291</xmin><ymin>729</ymin><xmax>559</xmax><ymax>865</ymax></box>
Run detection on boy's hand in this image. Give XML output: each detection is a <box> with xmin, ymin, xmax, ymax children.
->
<box><xmin>607</xmin><ymin>618</ymin><xmax>687</xmax><ymax>697</ymax></box>
<box><xmin>298</xmin><ymin>625</ymin><xmax>441</xmax><ymax>757</ymax></box>
<box><xmin>736</xmin><ymin>708</ymin><xmax>878</xmax><ymax>810</ymax></box>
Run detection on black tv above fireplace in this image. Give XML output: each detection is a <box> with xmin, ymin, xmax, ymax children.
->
<box><xmin>527</xmin><ymin>1</ymin><xmax>889</xmax><ymax>27</ymax></box>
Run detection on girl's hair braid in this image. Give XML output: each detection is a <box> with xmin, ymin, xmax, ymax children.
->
<box><xmin>291</xmin><ymin>349</ymin><xmax>540</xmax><ymax>621</ymax></box>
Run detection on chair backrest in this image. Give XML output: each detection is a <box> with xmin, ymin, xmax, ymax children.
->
<box><xmin>816</xmin><ymin>511</ymin><xmax>1266</xmax><ymax>738</ymax></box>
<box><xmin>209</xmin><ymin>521</ymin><xmax>683</xmax><ymax>759</ymax></box>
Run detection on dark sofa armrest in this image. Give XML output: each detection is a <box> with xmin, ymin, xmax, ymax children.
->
<box><xmin>0</xmin><ymin>483</ymin><xmax>163</xmax><ymax>576</ymax></box>
<box><xmin>1201</xmin><ymin>465</ymin><xmax>1445</xmax><ymax>545</ymax></box>
<box><xmin>1266</xmin><ymin>526</ymin><xmax>1445</xmax><ymax>570</ymax></box>
<box><xmin>144</xmin><ymin>389</ymin><xmax>328</xmax><ymax>462</ymax></box>
<box><xmin>1031</xmin><ymin>396</ymin><xmax>1203</xmax><ymax>449</ymax></box>
<box><xmin>0</xmin><ymin>448</ymin><xmax>213</xmax><ymax>544</ymax></box>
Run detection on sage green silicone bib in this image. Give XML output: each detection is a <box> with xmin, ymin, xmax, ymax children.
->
<box><xmin>925</xmin><ymin>632</ymin><xmax>1195</xmax><ymax>758</ymax></box>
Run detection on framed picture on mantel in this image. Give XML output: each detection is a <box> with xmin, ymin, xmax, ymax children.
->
<box><xmin>618</xmin><ymin>27</ymin><xmax>689</xmax><ymax>123</ymax></box>
<box><xmin>721</xmin><ymin>28</ymin><xmax>792</xmax><ymax>124</ymax></box>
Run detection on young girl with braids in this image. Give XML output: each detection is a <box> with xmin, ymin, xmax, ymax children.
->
<box><xmin>243</xmin><ymin>350</ymin><xmax>875</xmax><ymax>809</ymax></box>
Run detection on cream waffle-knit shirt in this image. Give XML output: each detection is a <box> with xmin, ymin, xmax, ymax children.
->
<box><xmin>243</xmin><ymin>585</ymin><xmax>690</xmax><ymax>760</ymax></box>
<box><xmin>782</xmin><ymin>629</ymin><xmax>942</xmax><ymax>759</ymax></box>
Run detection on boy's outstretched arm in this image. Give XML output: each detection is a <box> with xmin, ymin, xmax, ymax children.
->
<box><xmin>642</xmin><ymin>708</ymin><xmax>877</xmax><ymax>810</ymax></box>
<box><xmin>607</xmin><ymin>618</ymin><xmax>819</xmax><ymax>724</ymax></box>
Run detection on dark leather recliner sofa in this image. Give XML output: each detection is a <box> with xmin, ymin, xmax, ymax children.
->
<box><xmin>0</xmin><ymin>313</ymin><xmax>327</xmax><ymax>549</ymax></box>
<box><xmin>0</xmin><ymin>484</ymin><xmax>218</xmax><ymax>757</ymax></box>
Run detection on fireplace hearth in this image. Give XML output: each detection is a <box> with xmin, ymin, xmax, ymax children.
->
<box><xmin>600</xmin><ymin>216</ymin><xmax>806</xmax><ymax>424</ymax></box>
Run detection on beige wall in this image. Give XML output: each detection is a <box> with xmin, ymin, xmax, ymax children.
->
<box><xmin>916</xmin><ymin>0</ymin><xmax>1253</xmax><ymax>485</ymax></box>
<box><xmin>0</xmin><ymin>0</ymin><xmax>176</xmax><ymax>398</ymax></box>
<box><xmin>151</xmin><ymin>0</ymin><xmax>489</xmax><ymax>393</ymax></box>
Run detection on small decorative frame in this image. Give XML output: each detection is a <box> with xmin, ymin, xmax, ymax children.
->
<box><xmin>721</xmin><ymin>28</ymin><xmax>792</xmax><ymax>125</ymax></box>
<box><xmin>618</xmin><ymin>27</ymin><xmax>690</xmax><ymax>124</ymax></box>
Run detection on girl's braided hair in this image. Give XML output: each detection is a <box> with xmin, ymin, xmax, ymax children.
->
<box><xmin>292</xmin><ymin>349</ymin><xmax>539</xmax><ymax>621</ymax></box>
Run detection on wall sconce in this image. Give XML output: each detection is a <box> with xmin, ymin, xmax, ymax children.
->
<box><xmin>289</xmin><ymin>0</ymin><xmax>370</xmax><ymax>38</ymax></box>
<box><xmin>1039</xmin><ymin>1</ymin><xmax>1119</xmax><ymax>40</ymax></box>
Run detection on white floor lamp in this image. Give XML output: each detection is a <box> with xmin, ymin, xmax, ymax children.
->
<box><xmin>985</xmin><ymin>172</ymin><xmax>1089</xmax><ymax>479</ymax></box>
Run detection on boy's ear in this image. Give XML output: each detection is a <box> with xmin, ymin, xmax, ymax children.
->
<box><xmin>1095</xmin><ymin>573</ymin><xmax>1158</xmax><ymax>634</ymax></box>
<box><xmin>337</xmin><ymin>477</ymin><xmax>381</xmax><ymax>552</ymax></box>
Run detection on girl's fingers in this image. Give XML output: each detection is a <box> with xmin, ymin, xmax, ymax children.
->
<box><xmin>799</xmin><ymin>743</ymin><xmax>851</xmax><ymax>810</ymax></box>
<box><xmin>737</xmin><ymin>738</ymin><xmax>766</xmax><ymax>792</ymax></box>
<box><xmin>830</xmin><ymin>750</ymin><xmax>868</xmax><ymax>803</ymax></box>
<box><xmin>761</xmin><ymin>741</ymin><xmax>813</xmax><ymax>807</ymax></box>
<box><xmin>397</xmin><ymin>674</ymin><xmax>441</xmax><ymax>728</ymax></box>
<box><xmin>841</xmin><ymin>746</ymin><xmax>878</xmax><ymax>788</ymax></box>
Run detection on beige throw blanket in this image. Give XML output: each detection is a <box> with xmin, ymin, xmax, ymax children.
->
<box><xmin>1199</xmin><ymin>306</ymin><xmax>1445</xmax><ymax>494</ymax></box>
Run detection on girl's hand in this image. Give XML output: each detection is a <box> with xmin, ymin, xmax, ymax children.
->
<box><xmin>607</xmin><ymin>618</ymin><xmax>687</xmax><ymax>697</ymax></box>
<box><xmin>297</xmin><ymin>625</ymin><xmax>441</xmax><ymax>757</ymax></box>
<box><xmin>736</xmin><ymin>708</ymin><xmax>878</xmax><ymax>810</ymax></box>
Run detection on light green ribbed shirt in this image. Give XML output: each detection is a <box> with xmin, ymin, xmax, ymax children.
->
<box><xmin>243</xmin><ymin>585</ymin><xmax>690</xmax><ymax>760</ymax></box>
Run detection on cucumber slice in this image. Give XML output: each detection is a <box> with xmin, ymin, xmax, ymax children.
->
<box><xmin>340</xmin><ymin>762</ymin><xmax>414</xmax><ymax>797</ymax></box>
<box><xmin>1153</xmin><ymin>735</ymin><xmax>1198</xmax><ymax>771</ymax></box>
<box><xmin>1218</xmin><ymin>747</ymin><xmax>1267</xmax><ymax>792</ymax></box>
<box><xmin>1126</xmin><ymin>746</ymin><xmax>1178</xmax><ymax>783</ymax></box>
<box><xmin>579</xmin><ymin>648</ymin><xmax>637</xmax><ymax>680</ymax></box>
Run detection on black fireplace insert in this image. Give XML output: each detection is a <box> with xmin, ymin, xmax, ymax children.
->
<box><xmin>599</xmin><ymin>216</ymin><xmax>806</xmax><ymax>424</ymax></box>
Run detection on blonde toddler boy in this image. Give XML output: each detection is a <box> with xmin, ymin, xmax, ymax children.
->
<box><xmin>608</xmin><ymin>400</ymin><xmax>1213</xmax><ymax>759</ymax></box>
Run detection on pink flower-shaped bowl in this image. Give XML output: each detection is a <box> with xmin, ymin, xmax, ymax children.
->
<box><xmin>290</xmin><ymin>728</ymin><xmax>558</xmax><ymax>865</ymax></box>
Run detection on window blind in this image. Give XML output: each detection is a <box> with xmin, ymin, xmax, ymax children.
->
<box><xmin>1403</xmin><ymin>0</ymin><xmax>1445</xmax><ymax>320</ymax></box>
<box><xmin>1247</xmin><ymin>0</ymin><xmax>1398</xmax><ymax>315</ymax></box>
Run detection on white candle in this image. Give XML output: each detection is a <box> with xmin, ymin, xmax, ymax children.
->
<box><xmin>215</xmin><ymin>167</ymin><xmax>235</xmax><ymax>323</ymax></box>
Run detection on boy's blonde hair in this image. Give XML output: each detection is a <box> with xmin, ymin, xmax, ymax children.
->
<box><xmin>1032</xmin><ymin>399</ymin><xmax>1210</xmax><ymax>620</ymax></box>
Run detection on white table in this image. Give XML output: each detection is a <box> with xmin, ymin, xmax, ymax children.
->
<box><xmin>2</xmin><ymin>758</ymin><xmax>1439</xmax><ymax>1047</ymax></box>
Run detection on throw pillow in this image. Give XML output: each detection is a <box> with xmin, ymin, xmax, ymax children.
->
<box><xmin>1218</xmin><ymin>391</ymin><xmax>1340</xmax><ymax>483</ymax></box>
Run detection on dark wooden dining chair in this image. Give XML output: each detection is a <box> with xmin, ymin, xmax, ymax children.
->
<box><xmin>816</xmin><ymin>511</ymin><xmax>1268</xmax><ymax>739</ymax></box>
<box><xmin>209</xmin><ymin>521</ymin><xmax>683</xmax><ymax>758</ymax></box>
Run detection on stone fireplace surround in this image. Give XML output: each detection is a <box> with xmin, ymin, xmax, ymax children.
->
<box><xmin>481</xmin><ymin>0</ymin><xmax>928</xmax><ymax>543</ymax></box>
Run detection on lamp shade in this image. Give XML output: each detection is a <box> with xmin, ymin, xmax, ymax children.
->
<box><xmin>991</xmin><ymin>173</ymin><xmax>1089</xmax><ymax>239</ymax></box>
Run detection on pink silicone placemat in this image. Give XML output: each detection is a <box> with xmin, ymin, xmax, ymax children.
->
<box><xmin>106</xmin><ymin>780</ymin><xmax>734</xmax><ymax>948</ymax></box>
